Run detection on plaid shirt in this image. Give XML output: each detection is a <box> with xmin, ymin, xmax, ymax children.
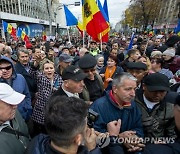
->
<box><xmin>29</xmin><ymin>67</ymin><xmax>63</xmax><ymax>124</ymax></box>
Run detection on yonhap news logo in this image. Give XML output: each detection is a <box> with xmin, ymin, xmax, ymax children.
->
<box><xmin>96</xmin><ymin>134</ymin><xmax>110</xmax><ymax>148</ymax></box>
<box><xmin>96</xmin><ymin>135</ymin><xmax>176</xmax><ymax>148</ymax></box>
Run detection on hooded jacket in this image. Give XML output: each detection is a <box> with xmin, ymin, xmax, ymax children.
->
<box><xmin>25</xmin><ymin>134</ymin><xmax>101</xmax><ymax>154</ymax></box>
<box><xmin>0</xmin><ymin>56</ymin><xmax>32</xmax><ymax>121</ymax></box>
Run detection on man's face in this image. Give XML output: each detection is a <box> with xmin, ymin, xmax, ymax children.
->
<box><xmin>0</xmin><ymin>61</ymin><xmax>13</xmax><ymax>79</ymax></box>
<box><xmin>90</xmin><ymin>43</ymin><xmax>96</xmax><ymax>49</ymax></box>
<box><xmin>83</xmin><ymin>67</ymin><xmax>96</xmax><ymax>80</ymax></box>
<box><xmin>130</xmin><ymin>51</ymin><xmax>141</xmax><ymax>61</ymax></box>
<box><xmin>143</xmin><ymin>85</ymin><xmax>167</xmax><ymax>102</ymax></box>
<box><xmin>18</xmin><ymin>51</ymin><xmax>29</xmax><ymax>65</ymax></box>
<box><xmin>127</xmin><ymin>69</ymin><xmax>146</xmax><ymax>84</ymax></box>
<box><xmin>59</xmin><ymin>61</ymin><xmax>71</xmax><ymax>69</ymax></box>
<box><xmin>174</xmin><ymin>105</ymin><xmax>180</xmax><ymax>131</ymax></box>
<box><xmin>34</xmin><ymin>48</ymin><xmax>41</xmax><ymax>58</ymax></box>
<box><xmin>154</xmin><ymin>39</ymin><xmax>161</xmax><ymax>46</ymax></box>
<box><xmin>151</xmin><ymin>59</ymin><xmax>161</xmax><ymax>71</ymax></box>
<box><xmin>65</xmin><ymin>79</ymin><xmax>85</xmax><ymax>94</ymax></box>
<box><xmin>102</xmin><ymin>44</ymin><xmax>107</xmax><ymax>50</ymax></box>
<box><xmin>113</xmin><ymin>79</ymin><xmax>136</xmax><ymax>103</ymax></box>
<box><xmin>48</xmin><ymin>50</ymin><xmax>55</xmax><ymax>59</ymax></box>
<box><xmin>0</xmin><ymin>100</ymin><xmax>17</xmax><ymax>124</ymax></box>
<box><xmin>112</xmin><ymin>43</ymin><xmax>119</xmax><ymax>50</ymax></box>
<box><xmin>110</xmin><ymin>49</ymin><xmax>118</xmax><ymax>57</ymax></box>
<box><xmin>62</xmin><ymin>49</ymin><xmax>70</xmax><ymax>55</ymax></box>
<box><xmin>140</xmin><ymin>44</ymin><xmax>146</xmax><ymax>51</ymax></box>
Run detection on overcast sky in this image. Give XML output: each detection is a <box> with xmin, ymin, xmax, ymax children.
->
<box><xmin>61</xmin><ymin>0</ymin><xmax>131</xmax><ymax>27</ymax></box>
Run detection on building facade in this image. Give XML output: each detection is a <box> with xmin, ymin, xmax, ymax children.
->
<box><xmin>154</xmin><ymin>0</ymin><xmax>180</xmax><ymax>30</ymax></box>
<box><xmin>0</xmin><ymin>0</ymin><xmax>67</xmax><ymax>38</ymax></box>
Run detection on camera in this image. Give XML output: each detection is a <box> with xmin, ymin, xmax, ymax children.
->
<box><xmin>87</xmin><ymin>109</ymin><xmax>99</xmax><ymax>128</ymax></box>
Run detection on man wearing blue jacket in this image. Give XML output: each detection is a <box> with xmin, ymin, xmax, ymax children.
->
<box><xmin>0</xmin><ymin>56</ymin><xmax>32</xmax><ymax>121</ymax></box>
<box><xmin>90</xmin><ymin>72</ymin><xmax>144</xmax><ymax>153</ymax></box>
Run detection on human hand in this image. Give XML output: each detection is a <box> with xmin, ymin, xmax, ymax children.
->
<box><xmin>119</xmin><ymin>131</ymin><xmax>136</xmax><ymax>139</ymax></box>
<box><xmin>85</xmin><ymin>128</ymin><xmax>97</xmax><ymax>151</ymax></box>
<box><xmin>107</xmin><ymin>119</ymin><xmax>121</xmax><ymax>136</ymax></box>
<box><xmin>100</xmin><ymin>74</ymin><xmax>105</xmax><ymax>78</ymax></box>
<box><xmin>106</xmin><ymin>78</ymin><xmax>113</xmax><ymax>82</ymax></box>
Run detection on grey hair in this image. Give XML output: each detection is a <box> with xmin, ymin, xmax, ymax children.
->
<box><xmin>112</xmin><ymin>72</ymin><xmax>137</xmax><ymax>87</ymax></box>
<box><xmin>17</xmin><ymin>48</ymin><xmax>29</xmax><ymax>58</ymax></box>
<box><xmin>95</xmin><ymin>54</ymin><xmax>104</xmax><ymax>60</ymax></box>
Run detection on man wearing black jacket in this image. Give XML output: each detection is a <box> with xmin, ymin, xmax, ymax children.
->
<box><xmin>143</xmin><ymin>95</ymin><xmax>180</xmax><ymax>154</ymax></box>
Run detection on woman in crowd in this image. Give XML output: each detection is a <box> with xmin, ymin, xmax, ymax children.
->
<box><xmin>99</xmin><ymin>55</ymin><xmax>124</xmax><ymax>90</ymax></box>
<box><xmin>29</xmin><ymin>57</ymin><xmax>63</xmax><ymax>136</ymax></box>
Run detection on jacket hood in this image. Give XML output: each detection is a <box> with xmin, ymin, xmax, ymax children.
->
<box><xmin>0</xmin><ymin>56</ymin><xmax>17</xmax><ymax>78</ymax></box>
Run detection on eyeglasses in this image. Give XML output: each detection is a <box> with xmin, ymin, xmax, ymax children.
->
<box><xmin>83</xmin><ymin>68</ymin><xmax>96</xmax><ymax>73</ymax></box>
<box><xmin>0</xmin><ymin>65</ymin><xmax>12</xmax><ymax>70</ymax></box>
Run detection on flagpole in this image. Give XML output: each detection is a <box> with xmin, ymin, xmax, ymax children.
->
<box><xmin>83</xmin><ymin>30</ymin><xmax>85</xmax><ymax>47</ymax></box>
<box><xmin>1</xmin><ymin>20</ymin><xmax>6</xmax><ymax>42</ymax></box>
<box><xmin>100</xmin><ymin>33</ymin><xmax>102</xmax><ymax>52</ymax></box>
<box><xmin>67</xmin><ymin>27</ymin><xmax>71</xmax><ymax>43</ymax></box>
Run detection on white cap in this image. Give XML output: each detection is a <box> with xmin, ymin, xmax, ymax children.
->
<box><xmin>151</xmin><ymin>50</ymin><xmax>162</xmax><ymax>57</ymax></box>
<box><xmin>163</xmin><ymin>48</ymin><xmax>176</xmax><ymax>57</ymax></box>
<box><xmin>0</xmin><ymin>83</ymin><xmax>25</xmax><ymax>105</ymax></box>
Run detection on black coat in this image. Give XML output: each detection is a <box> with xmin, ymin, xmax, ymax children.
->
<box><xmin>15</xmin><ymin>62</ymin><xmax>37</xmax><ymax>100</ymax></box>
<box><xmin>51</xmin><ymin>86</ymin><xmax>68</xmax><ymax>97</ymax></box>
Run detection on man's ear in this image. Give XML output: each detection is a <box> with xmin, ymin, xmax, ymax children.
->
<box><xmin>142</xmin><ymin>83</ymin><xmax>146</xmax><ymax>91</ymax></box>
<box><xmin>63</xmin><ymin>80</ymin><xmax>69</xmax><ymax>87</ymax></box>
<box><xmin>112</xmin><ymin>85</ymin><xmax>117</xmax><ymax>94</ymax></box>
<box><xmin>74</xmin><ymin>134</ymin><xmax>83</xmax><ymax>146</ymax></box>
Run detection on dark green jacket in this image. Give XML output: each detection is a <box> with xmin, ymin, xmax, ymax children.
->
<box><xmin>0</xmin><ymin>111</ymin><xmax>30</xmax><ymax>154</ymax></box>
<box><xmin>135</xmin><ymin>93</ymin><xmax>176</xmax><ymax>138</ymax></box>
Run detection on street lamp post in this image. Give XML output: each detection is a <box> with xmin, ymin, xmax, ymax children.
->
<box><xmin>48</xmin><ymin>0</ymin><xmax>52</xmax><ymax>36</ymax></box>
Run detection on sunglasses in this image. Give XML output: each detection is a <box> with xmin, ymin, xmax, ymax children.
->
<box><xmin>0</xmin><ymin>65</ymin><xmax>12</xmax><ymax>70</ymax></box>
<box><xmin>83</xmin><ymin>68</ymin><xmax>96</xmax><ymax>73</ymax></box>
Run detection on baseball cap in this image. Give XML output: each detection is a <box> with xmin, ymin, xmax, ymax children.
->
<box><xmin>59</xmin><ymin>53</ymin><xmax>73</xmax><ymax>63</ymax></box>
<box><xmin>0</xmin><ymin>83</ymin><xmax>25</xmax><ymax>105</ymax></box>
<box><xmin>62</xmin><ymin>65</ymin><xmax>87</xmax><ymax>81</ymax></box>
<box><xmin>143</xmin><ymin>73</ymin><xmax>170</xmax><ymax>92</ymax></box>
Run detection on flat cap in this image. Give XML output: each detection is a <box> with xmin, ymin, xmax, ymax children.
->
<box><xmin>126</xmin><ymin>62</ymin><xmax>147</xmax><ymax>70</ymax></box>
<box><xmin>78</xmin><ymin>54</ymin><xmax>97</xmax><ymax>69</ymax></box>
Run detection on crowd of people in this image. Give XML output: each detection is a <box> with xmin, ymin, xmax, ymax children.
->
<box><xmin>0</xmin><ymin>33</ymin><xmax>179</xmax><ymax>154</ymax></box>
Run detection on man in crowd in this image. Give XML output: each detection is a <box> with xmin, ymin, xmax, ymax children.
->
<box><xmin>15</xmin><ymin>48</ymin><xmax>37</xmax><ymax>102</ymax></box>
<box><xmin>89</xmin><ymin>41</ymin><xmax>100</xmax><ymax>56</ymax></box>
<box><xmin>56</xmin><ymin>53</ymin><xmax>73</xmax><ymax>76</ymax></box>
<box><xmin>0</xmin><ymin>83</ymin><xmax>30</xmax><ymax>154</ymax></box>
<box><xmin>146</xmin><ymin>38</ymin><xmax>162</xmax><ymax>57</ymax></box>
<box><xmin>53</xmin><ymin>65</ymin><xmax>87</xmax><ymax>98</ymax></box>
<box><xmin>78</xmin><ymin>54</ymin><xmax>104</xmax><ymax>102</ymax></box>
<box><xmin>26</xmin><ymin>96</ymin><xmax>101</xmax><ymax>154</ymax></box>
<box><xmin>0</xmin><ymin>56</ymin><xmax>32</xmax><ymax>121</ymax></box>
<box><xmin>135</xmin><ymin>73</ymin><xmax>176</xmax><ymax>139</ymax></box>
<box><xmin>90</xmin><ymin>72</ymin><xmax>144</xmax><ymax>153</ymax></box>
<box><xmin>143</xmin><ymin>94</ymin><xmax>180</xmax><ymax>154</ymax></box>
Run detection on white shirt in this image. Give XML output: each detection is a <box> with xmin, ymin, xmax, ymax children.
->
<box><xmin>143</xmin><ymin>94</ymin><xmax>159</xmax><ymax>109</ymax></box>
<box><xmin>0</xmin><ymin>121</ymin><xmax>11</xmax><ymax>132</ymax></box>
<box><xmin>62</xmin><ymin>84</ymin><xmax>79</xmax><ymax>98</ymax></box>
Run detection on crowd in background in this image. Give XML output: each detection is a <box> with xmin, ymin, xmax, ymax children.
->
<box><xmin>0</xmin><ymin>32</ymin><xmax>179</xmax><ymax>154</ymax></box>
